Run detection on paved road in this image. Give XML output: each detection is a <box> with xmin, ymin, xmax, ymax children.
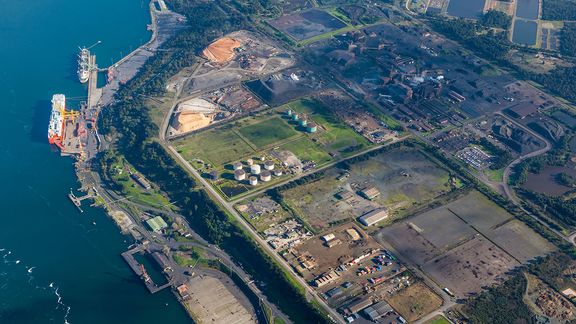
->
<box><xmin>158</xmin><ymin>87</ymin><xmax>343</xmax><ymax>323</ymax></box>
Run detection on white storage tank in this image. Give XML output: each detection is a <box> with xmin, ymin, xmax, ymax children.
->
<box><xmin>246</xmin><ymin>158</ymin><xmax>254</xmax><ymax>166</ymax></box>
<box><xmin>260</xmin><ymin>170</ymin><xmax>272</xmax><ymax>182</ymax></box>
<box><xmin>250</xmin><ymin>164</ymin><xmax>261</xmax><ymax>175</ymax></box>
<box><xmin>249</xmin><ymin>176</ymin><xmax>258</xmax><ymax>186</ymax></box>
<box><xmin>274</xmin><ymin>169</ymin><xmax>283</xmax><ymax>177</ymax></box>
<box><xmin>264</xmin><ymin>160</ymin><xmax>275</xmax><ymax>170</ymax></box>
<box><xmin>234</xmin><ymin>169</ymin><xmax>246</xmax><ymax>181</ymax></box>
<box><xmin>233</xmin><ymin>162</ymin><xmax>243</xmax><ymax>170</ymax></box>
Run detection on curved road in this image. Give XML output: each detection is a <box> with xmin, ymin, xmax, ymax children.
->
<box><xmin>158</xmin><ymin>81</ymin><xmax>343</xmax><ymax>323</ymax></box>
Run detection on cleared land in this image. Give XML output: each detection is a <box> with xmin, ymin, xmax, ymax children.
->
<box><xmin>346</xmin><ymin>149</ymin><xmax>452</xmax><ymax>209</ymax></box>
<box><xmin>375</xmin><ymin>191</ymin><xmax>555</xmax><ymax>297</ymax></box>
<box><xmin>185</xmin><ymin>275</ymin><xmax>256</xmax><ymax>324</ymax></box>
<box><xmin>386</xmin><ymin>282</ymin><xmax>443</xmax><ymax>322</ymax></box>
<box><xmin>268</xmin><ymin>9</ymin><xmax>348</xmax><ymax>41</ymax></box>
<box><xmin>281</xmin><ymin>146</ymin><xmax>453</xmax><ymax>231</ymax></box>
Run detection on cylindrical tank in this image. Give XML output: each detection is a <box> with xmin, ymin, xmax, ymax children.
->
<box><xmin>274</xmin><ymin>169</ymin><xmax>283</xmax><ymax>177</ymax></box>
<box><xmin>250</xmin><ymin>164</ymin><xmax>261</xmax><ymax>175</ymax></box>
<box><xmin>234</xmin><ymin>169</ymin><xmax>246</xmax><ymax>181</ymax></box>
<box><xmin>249</xmin><ymin>176</ymin><xmax>258</xmax><ymax>186</ymax></box>
<box><xmin>260</xmin><ymin>170</ymin><xmax>272</xmax><ymax>182</ymax></box>
<box><xmin>299</xmin><ymin>119</ymin><xmax>308</xmax><ymax>127</ymax></box>
<box><xmin>307</xmin><ymin>123</ymin><xmax>318</xmax><ymax>133</ymax></box>
<box><xmin>246</xmin><ymin>158</ymin><xmax>254</xmax><ymax>166</ymax></box>
<box><xmin>233</xmin><ymin>162</ymin><xmax>243</xmax><ymax>170</ymax></box>
<box><xmin>292</xmin><ymin>113</ymin><xmax>300</xmax><ymax>121</ymax></box>
<box><xmin>286</xmin><ymin>109</ymin><xmax>293</xmax><ymax>117</ymax></box>
<box><xmin>264</xmin><ymin>161</ymin><xmax>275</xmax><ymax>170</ymax></box>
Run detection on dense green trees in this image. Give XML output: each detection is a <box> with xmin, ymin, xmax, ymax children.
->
<box><xmin>430</xmin><ymin>18</ymin><xmax>511</xmax><ymax>60</ymax></box>
<box><xmin>480</xmin><ymin>10</ymin><xmax>511</xmax><ymax>29</ymax></box>
<box><xmin>463</xmin><ymin>273</ymin><xmax>533</xmax><ymax>323</ymax></box>
<box><xmin>560</xmin><ymin>23</ymin><xmax>576</xmax><ymax>57</ymax></box>
<box><xmin>543</xmin><ymin>0</ymin><xmax>576</xmax><ymax>20</ymax></box>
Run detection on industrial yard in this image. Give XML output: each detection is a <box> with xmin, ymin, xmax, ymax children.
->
<box><xmin>279</xmin><ymin>145</ymin><xmax>457</xmax><ymax>231</ymax></box>
<box><xmin>172</xmin><ymin>97</ymin><xmax>375</xmax><ymax>198</ymax></box>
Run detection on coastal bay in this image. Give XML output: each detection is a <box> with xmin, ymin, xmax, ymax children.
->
<box><xmin>0</xmin><ymin>0</ymin><xmax>192</xmax><ymax>323</ymax></box>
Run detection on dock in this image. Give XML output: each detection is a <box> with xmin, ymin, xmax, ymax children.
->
<box><xmin>121</xmin><ymin>246</ymin><xmax>172</xmax><ymax>294</ymax></box>
<box><xmin>68</xmin><ymin>190</ymin><xmax>95</xmax><ymax>213</ymax></box>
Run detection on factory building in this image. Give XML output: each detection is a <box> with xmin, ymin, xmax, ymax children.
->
<box><xmin>131</xmin><ymin>173</ymin><xmax>152</xmax><ymax>190</ymax></box>
<box><xmin>360</xmin><ymin>186</ymin><xmax>381</xmax><ymax>200</ymax></box>
<box><xmin>234</xmin><ymin>169</ymin><xmax>246</xmax><ymax>181</ymax></box>
<box><xmin>249</xmin><ymin>176</ymin><xmax>258</xmax><ymax>186</ymax></box>
<box><xmin>146</xmin><ymin>216</ymin><xmax>168</xmax><ymax>233</ymax></box>
<box><xmin>250</xmin><ymin>164</ymin><xmax>261</xmax><ymax>174</ymax></box>
<box><xmin>313</xmin><ymin>270</ymin><xmax>339</xmax><ymax>287</ymax></box>
<box><xmin>264</xmin><ymin>160</ymin><xmax>275</xmax><ymax>170</ymax></box>
<box><xmin>358</xmin><ymin>208</ymin><xmax>389</xmax><ymax>226</ymax></box>
<box><xmin>260</xmin><ymin>170</ymin><xmax>272</xmax><ymax>182</ymax></box>
<box><xmin>363</xmin><ymin>301</ymin><xmax>394</xmax><ymax>321</ymax></box>
<box><xmin>345</xmin><ymin>297</ymin><xmax>373</xmax><ymax>314</ymax></box>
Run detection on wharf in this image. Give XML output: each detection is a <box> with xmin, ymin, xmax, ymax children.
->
<box><xmin>68</xmin><ymin>190</ymin><xmax>94</xmax><ymax>212</ymax></box>
<box><xmin>121</xmin><ymin>246</ymin><xmax>172</xmax><ymax>294</ymax></box>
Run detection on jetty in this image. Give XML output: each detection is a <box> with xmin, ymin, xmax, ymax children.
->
<box><xmin>121</xmin><ymin>246</ymin><xmax>172</xmax><ymax>294</ymax></box>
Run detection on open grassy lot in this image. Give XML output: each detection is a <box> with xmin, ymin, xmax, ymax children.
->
<box><xmin>346</xmin><ymin>148</ymin><xmax>452</xmax><ymax>210</ymax></box>
<box><xmin>425</xmin><ymin>315</ymin><xmax>451</xmax><ymax>324</ymax></box>
<box><xmin>286</xmin><ymin>99</ymin><xmax>370</xmax><ymax>155</ymax></box>
<box><xmin>173</xmin><ymin>125</ymin><xmax>255</xmax><ymax>167</ymax></box>
<box><xmin>238</xmin><ymin>117</ymin><xmax>298</xmax><ymax>148</ymax></box>
<box><xmin>386</xmin><ymin>282</ymin><xmax>443</xmax><ymax>322</ymax></box>
<box><xmin>107</xmin><ymin>156</ymin><xmax>172</xmax><ymax>209</ymax></box>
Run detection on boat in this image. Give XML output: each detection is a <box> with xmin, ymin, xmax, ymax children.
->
<box><xmin>77</xmin><ymin>47</ymin><xmax>90</xmax><ymax>83</ymax></box>
<box><xmin>48</xmin><ymin>94</ymin><xmax>66</xmax><ymax>148</ymax></box>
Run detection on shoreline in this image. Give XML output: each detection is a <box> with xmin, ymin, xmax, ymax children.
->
<box><xmin>70</xmin><ymin>2</ymin><xmax>287</xmax><ymax>323</ymax></box>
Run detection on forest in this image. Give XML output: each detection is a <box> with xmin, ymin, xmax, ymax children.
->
<box><xmin>561</xmin><ymin>23</ymin><xmax>576</xmax><ymax>57</ymax></box>
<box><xmin>542</xmin><ymin>0</ymin><xmax>576</xmax><ymax>20</ymax></box>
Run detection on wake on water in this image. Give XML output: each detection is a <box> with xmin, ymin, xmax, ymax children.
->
<box><xmin>1</xmin><ymin>248</ymin><xmax>72</xmax><ymax>324</ymax></box>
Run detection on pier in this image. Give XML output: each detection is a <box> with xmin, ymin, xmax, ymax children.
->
<box><xmin>121</xmin><ymin>246</ymin><xmax>172</xmax><ymax>294</ymax></box>
<box><xmin>67</xmin><ymin>190</ymin><xmax>94</xmax><ymax>213</ymax></box>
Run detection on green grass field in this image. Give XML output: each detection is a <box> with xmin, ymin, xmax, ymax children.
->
<box><xmin>286</xmin><ymin>99</ymin><xmax>370</xmax><ymax>155</ymax></box>
<box><xmin>425</xmin><ymin>315</ymin><xmax>450</xmax><ymax>324</ymax></box>
<box><xmin>280</xmin><ymin>137</ymin><xmax>332</xmax><ymax>164</ymax></box>
<box><xmin>174</xmin><ymin>126</ymin><xmax>255</xmax><ymax>166</ymax></box>
<box><xmin>238</xmin><ymin>117</ymin><xmax>298</xmax><ymax>147</ymax></box>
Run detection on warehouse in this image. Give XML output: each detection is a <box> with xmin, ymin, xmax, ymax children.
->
<box><xmin>363</xmin><ymin>301</ymin><xmax>394</xmax><ymax>321</ymax></box>
<box><xmin>146</xmin><ymin>216</ymin><xmax>169</xmax><ymax>233</ymax></box>
<box><xmin>358</xmin><ymin>208</ymin><xmax>389</xmax><ymax>226</ymax></box>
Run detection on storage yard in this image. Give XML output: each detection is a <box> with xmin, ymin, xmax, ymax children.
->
<box><xmin>185</xmin><ymin>274</ymin><xmax>257</xmax><ymax>324</ymax></box>
<box><xmin>180</xmin><ymin>30</ymin><xmax>294</xmax><ymax>97</ymax></box>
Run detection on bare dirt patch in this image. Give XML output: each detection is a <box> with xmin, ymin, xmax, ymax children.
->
<box><xmin>386</xmin><ymin>282</ymin><xmax>444</xmax><ymax>322</ymax></box>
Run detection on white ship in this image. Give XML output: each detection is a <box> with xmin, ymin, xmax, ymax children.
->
<box><xmin>48</xmin><ymin>94</ymin><xmax>66</xmax><ymax>148</ymax></box>
<box><xmin>78</xmin><ymin>48</ymin><xmax>90</xmax><ymax>83</ymax></box>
